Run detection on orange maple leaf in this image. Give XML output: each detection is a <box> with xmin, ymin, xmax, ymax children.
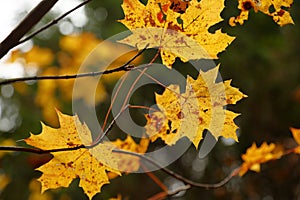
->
<box><xmin>239</xmin><ymin>142</ymin><xmax>283</xmax><ymax>176</ymax></box>
<box><xmin>119</xmin><ymin>0</ymin><xmax>235</xmax><ymax>67</ymax></box>
<box><xmin>229</xmin><ymin>0</ymin><xmax>294</xmax><ymax>27</ymax></box>
<box><xmin>145</xmin><ymin>65</ymin><xmax>246</xmax><ymax>147</ymax></box>
<box><xmin>24</xmin><ymin>110</ymin><xmax>120</xmax><ymax>200</ymax></box>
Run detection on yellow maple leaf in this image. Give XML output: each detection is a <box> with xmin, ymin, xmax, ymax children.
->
<box><xmin>229</xmin><ymin>0</ymin><xmax>294</xmax><ymax>27</ymax></box>
<box><xmin>290</xmin><ymin>127</ymin><xmax>300</xmax><ymax>154</ymax></box>
<box><xmin>112</xmin><ymin>135</ymin><xmax>149</xmax><ymax>173</ymax></box>
<box><xmin>145</xmin><ymin>65</ymin><xmax>246</xmax><ymax>147</ymax></box>
<box><xmin>24</xmin><ymin>110</ymin><xmax>120</xmax><ymax>200</ymax></box>
<box><xmin>119</xmin><ymin>0</ymin><xmax>235</xmax><ymax>67</ymax></box>
<box><xmin>108</xmin><ymin>135</ymin><xmax>149</xmax><ymax>179</ymax></box>
<box><xmin>239</xmin><ymin>142</ymin><xmax>283</xmax><ymax>176</ymax></box>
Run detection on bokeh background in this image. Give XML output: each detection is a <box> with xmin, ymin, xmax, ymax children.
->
<box><xmin>0</xmin><ymin>0</ymin><xmax>299</xmax><ymax>199</ymax></box>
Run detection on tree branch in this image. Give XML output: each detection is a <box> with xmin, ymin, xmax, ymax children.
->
<box><xmin>0</xmin><ymin>65</ymin><xmax>133</xmax><ymax>85</ymax></box>
<box><xmin>0</xmin><ymin>102</ymin><xmax>238</xmax><ymax>190</ymax></box>
<box><xmin>18</xmin><ymin>0</ymin><xmax>93</xmax><ymax>45</ymax></box>
<box><xmin>0</xmin><ymin>0</ymin><xmax>59</xmax><ymax>59</ymax></box>
<box><xmin>0</xmin><ymin>144</ymin><xmax>238</xmax><ymax>190</ymax></box>
<box><xmin>113</xmin><ymin>149</ymin><xmax>240</xmax><ymax>189</ymax></box>
<box><xmin>0</xmin><ymin>43</ymin><xmax>149</xmax><ymax>86</ymax></box>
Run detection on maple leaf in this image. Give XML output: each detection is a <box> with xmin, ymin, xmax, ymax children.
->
<box><xmin>108</xmin><ymin>136</ymin><xmax>149</xmax><ymax>180</ymax></box>
<box><xmin>239</xmin><ymin>142</ymin><xmax>283</xmax><ymax>176</ymax></box>
<box><xmin>119</xmin><ymin>0</ymin><xmax>235</xmax><ymax>67</ymax></box>
<box><xmin>290</xmin><ymin>127</ymin><xmax>300</xmax><ymax>154</ymax></box>
<box><xmin>111</xmin><ymin>135</ymin><xmax>149</xmax><ymax>173</ymax></box>
<box><xmin>145</xmin><ymin>65</ymin><xmax>246</xmax><ymax>147</ymax></box>
<box><xmin>24</xmin><ymin>110</ymin><xmax>120</xmax><ymax>200</ymax></box>
<box><xmin>229</xmin><ymin>0</ymin><xmax>294</xmax><ymax>27</ymax></box>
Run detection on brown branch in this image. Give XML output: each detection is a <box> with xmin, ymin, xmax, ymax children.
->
<box><xmin>92</xmin><ymin>104</ymin><xmax>130</xmax><ymax>146</ymax></box>
<box><xmin>0</xmin><ymin>44</ymin><xmax>149</xmax><ymax>86</ymax></box>
<box><xmin>147</xmin><ymin>184</ymin><xmax>191</xmax><ymax>200</ymax></box>
<box><xmin>113</xmin><ymin>149</ymin><xmax>240</xmax><ymax>189</ymax></box>
<box><xmin>18</xmin><ymin>0</ymin><xmax>93</xmax><ymax>45</ymax></box>
<box><xmin>148</xmin><ymin>184</ymin><xmax>191</xmax><ymax>200</ymax></box>
<box><xmin>0</xmin><ymin>100</ymin><xmax>238</xmax><ymax>190</ymax></box>
<box><xmin>142</xmin><ymin>164</ymin><xmax>168</xmax><ymax>192</ymax></box>
<box><xmin>0</xmin><ymin>65</ymin><xmax>133</xmax><ymax>85</ymax></box>
<box><xmin>0</xmin><ymin>0</ymin><xmax>59</xmax><ymax>59</ymax></box>
<box><xmin>0</xmin><ymin>144</ymin><xmax>238</xmax><ymax>190</ymax></box>
<box><xmin>166</xmin><ymin>184</ymin><xmax>191</xmax><ymax>196</ymax></box>
<box><xmin>0</xmin><ymin>145</ymin><xmax>85</xmax><ymax>154</ymax></box>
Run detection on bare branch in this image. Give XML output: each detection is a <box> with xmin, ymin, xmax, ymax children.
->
<box><xmin>0</xmin><ymin>144</ymin><xmax>238</xmax><ymax>190</ymax></box>
<box><xmin>0</xmin><ymin>44</ymin><xmax>149</xmax><ymax>86</ymax></box>
<box><xmin>18</xmin><ymin>0</ymin><xmax>92</xmax><ymax>45</ymax></box>
<box><xmin>0</xmin><ymin>64</ymin><xmax>133</xmax><ymax>85</ymax></box>
<box><xmin>0</xmin><ymin>0</ymin><xmax>59</xmax><ymax>59</ymax></box>
<box><xmin>113</xmin><ymin>149</ymin><xmax>240</xmax><ymax>189</ymax></box>
<box><xmin>92</xmin><ymin>104</ymin><xmax>130</xmax><ymax>146</ymax></box>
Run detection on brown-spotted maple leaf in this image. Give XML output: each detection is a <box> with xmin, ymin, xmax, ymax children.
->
<box><xmin>112</xmin><ymin>135</ymin><xmax>149</xmax><ymax>172</ymax></box>
<box><xmin>290</xmin><ymin>127</ymin><xmax>300</xmax><ymax>154</ymax></box>
<box><xmin>239</xmin><ymin>142</ymin><xmax>283</xmax><ymax>176</ymax></box>
<box><xmin>119</xmin><ymin>0</ymin><xmax>235</xmax><ymax>67</ymax></box>
<box><xmin>145</xmin><ymin>65</ymin><xmax>247</xmax><ymax>148</ymax></box>
<box><xmin>108</xmin><ymin>135</ymin><xmax>150</xmax><ymax>180</ymax></box>
<box><xmin>229</xmin><ymin>0</ymin><xmax>294</xmax><ymax>27</ymax></box>
<box><xmin>24</xmin><ymin>110</ymin><xmax>120</xmax><ymax>200</ymax></box>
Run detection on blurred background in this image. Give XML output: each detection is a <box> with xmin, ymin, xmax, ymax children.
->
<box><xmin>0</xmin><ymin>0</ymin><xmax>299</xmax><ymax>199</ymax></box>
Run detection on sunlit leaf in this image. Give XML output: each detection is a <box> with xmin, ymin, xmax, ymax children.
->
<box><xmin>119</xmin><ymin>0</ymin><xmax>235</xmax><ymax>67</ymax></box>
<box><xmin>24</xmin><ymin>110</ymin><xmax>121</xmax><ymax>199</ymax></box>
<box><xmin>239</xmin><ymin>142</ymin><xmax>283</xmax><ymax>176</ymax></box>
<box><xmin>229</xmin><ymin>0</ymin><xmax>294</xmax><ymax>27</ymax></box>
<box><xmin>112</xmin><ymin>135</ymin><xmax>149</xmax><ymax>173</ymax></box>
<box><xmin>145</xmin><ymin>65</ymin><xmax>246</xmax><ymax>148</ymax></box>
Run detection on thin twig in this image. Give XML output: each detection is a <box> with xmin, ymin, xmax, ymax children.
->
<box><xmin>0</xmin><ymin>65</ymin><xmax>133</xmax><ymax>85</ymax></box>
<box><xmin>0</xmin><ymin>145</ymin><xmax>85</xmax><ymax>154</ymax></box>
<box><xmin>92</xmin><ymin>104</ymin><xmax>130</xmax><ymax>146</ymax></box>
<box><xmin>113</xmin><ymin>149</ymin><xmax>240</xmax><ymax>189</ymax></box>
<box><xmin>102</xmin><ymin>44</ymin><xmax>150</xmax><ymax>129</ymax></box>
<box><xmin>0</xmin><ymin>144</ymin><xmax>238</xmax><ymax>189</ymax></box>
<box><xmin>0</xmin><ymin>0</ymin><xmax>59</xmax><ymax>59</ymax></box>
<box><xmin>0</xmin><ymin>44</ymin><xmax>149</xmax><ymax>86</ymax></box>
<box><xmin>148</xmin><ymin>185</ymin><xmax>191</xmax><ymax>200</ymax></box>
<box><xmin>120</xmin><ymin>46</ymin><xmax>161</xmax><ymax>110</ymax></box>
<box><xmin>167</xmin><ymin>184</ymin><xmax>191</xmax><ymax>196</ymax></box>
<box><xmin>18</xmin><ymin>0</ymin><xmax>92</xmax><ymax>45</ymax></box>
<box><xmin>142</xmin><ymin>164</ymin><xmax>168</xmax><ymax>192</ymax></box>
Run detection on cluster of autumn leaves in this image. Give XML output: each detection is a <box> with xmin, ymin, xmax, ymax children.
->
<box><xmin>5</xmin><ymin>0</ymin><xmax>296</xmax><ymax>199</ymax></box>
